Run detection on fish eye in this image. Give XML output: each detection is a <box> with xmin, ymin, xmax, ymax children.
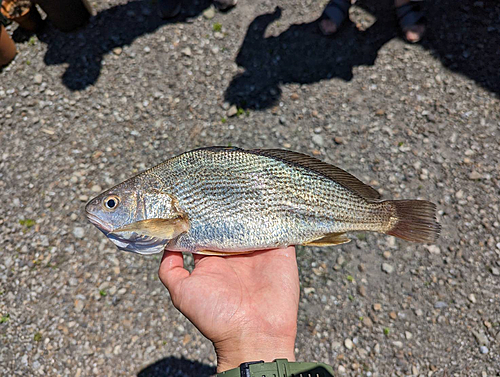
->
<box><xmin>104</xmin><ymin>195</ymin><xmax>120</xmax><ymax>210</ymax></box>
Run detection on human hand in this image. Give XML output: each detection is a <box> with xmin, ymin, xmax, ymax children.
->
<box><xmin>158</xmin><ymin>247</ymin><xmax>300</xmax><ymax>373</ymax></box>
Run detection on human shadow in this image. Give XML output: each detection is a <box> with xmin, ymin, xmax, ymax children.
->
<box><xmin>37</xmin><ymin>0</ymin><xmax>210</xmax><ymax>90</ymax></box>
<box><xmin>420</xmin><ymin>0</ymin><xmax>500</xmax><ymax>97</ymax></box>
<box><xmin>225</xmin><ymin>0</ymin><xmax>500</xmax><ymax>109</ymax></box>
<box><xmin>137</xmin><ymin>356</ymin><xmax>215</xmax><ymax>377</ymax></box>
<box><xmin>224</xmin><ymin>2</ymin><xmax>396</xmax><ymax>109</ymax></box>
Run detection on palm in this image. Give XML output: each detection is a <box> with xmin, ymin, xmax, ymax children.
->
<box><xmin>159</xmin><ymin>247</ymin><xmax>299</xmax><ymax>347</ymax></box>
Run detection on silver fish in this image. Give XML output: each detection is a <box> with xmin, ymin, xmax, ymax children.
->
<box><xmin>85</xmin><ymin>147</ymin><xmax>440</xmax><ymax>255</ymax></box>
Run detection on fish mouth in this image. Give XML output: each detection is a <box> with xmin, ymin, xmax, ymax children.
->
<box><xmin>85</xmin><ymin>212</ymin><xmax>114</xmax><ymax>234</ymax></box>
<box><xmin>107</xmin><ymin>232</ymin><xmax>169</xmax><ymax>255</ymax></box>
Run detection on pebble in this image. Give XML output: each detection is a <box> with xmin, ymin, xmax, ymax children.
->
<box><xmin>202</xmin><ymin>6</ymin><xmax>215</xmax><ymax>19</ymax></box>
<box><xmin>393</xmin><ymin>341</ymin><xmax>403</xmax><ymax>348</ymax></box>
<box><xmin>73</xmin><ymin>227</ymin><xmax>85</xmax><ymax>239</ymax></box>
<box><xmin>469</xmin><ymin>171</ymin><xmax>482</xmax><ymax>180</ymax></box>
<box><xmin>312</xmin><ymin>134</ymin><xmax>324</xmax><ymax>147</ymax></box>
<box><xmin>79</xmin><ymin>195</ymin><xmax>89</xmax><ymax>202</ymax></box>
<box><xmin>181</xmin><ymin>47</ymin><xmax>192</xmax><ymax>57</ymax></box>
<box><xmin>344</xmin><ymin>338</ymin><xmax>353</xmax><ymax>350</ymax></box>
<box><xmin>405</xmin><ymin>331</ymin><xmax>413</xmax><ymax>340</ymax></box>
<box><xmin>363</xmin><ymin>316</ymin><xmax>373</xmax><ymax>327</ymax></box>
<box><xmin>389</xmin><ymin>311</ymin><xmax>397</xmax><ymax>320</ymax></box>
<box><xmin>357</xmin><ymin>285</ymin><xmax>367</xmax><ymax>297</ymax></box>
<box><xmin>427</xmin><ymin>245</ymin><xmax>441</xmax><ymax>254</ymax></box>
<box><xmin>70</xmin><ymin>213</ymin><xmax>78</xmax><ymax>221</ymax></box>
<box><xmin>34</xmin><ymin>74</ymin><xmax>43</xmax><ymax>84</ymax></box>
<box><xmin>480</xmin><ymin>346</ymin><xmax>488</xmax><ymax>354</ymax></box>
<box><xmin>491</xmin><ymin>267</ymin><xmax>499</xmax><ymax>276</ymax></box>
<box><xmin>227</xmin><ymin>105</ymin><xmax>238</xmax><ymax>117</ymax></box>
<box><xmin>338</xmin><ymin>365</ymin><xmax>346</xmax><ymax>373</ymax></box>
<box><xmin>112</xmin><ymin>47</ymin><xmax>122</xmax><ymax>56</ymax></box>
<box><xmin>334</xmin><ymin>136</ymin><xmax>343</xmax><ymax>144</ymax></box>
<box><xmin>382</xmin><ymin>263</ymin><xmax>394</xmax><ymax>274</ymax></box>
<box><xmin>434</xmin><ymin>301</ymin><xmax>448</xmax><ymax>309</ymax></box>
<box><xmin>468</xmin><ymin>293</ymin><xmax>477</xmax><ymax>304</ymax></box>
<box><xmin>472</xmin><ymin>330</ymin><xmax>489</xmax><ymax>345</ymax></box>
<box><xmin>91</xmin><ymin>185</ymin><xmax>102</xmax><ymax>193</ymax></box>
<box><xmin>383</xmin><ymin>251</ymin><xmax>391</xmax><ymax>259</ymax></box>
<box><xmin>415</xmin><ymin>308</ymin><xmax>424</xmax><ymax>316</ymax></box>
<box><xmin>373</xmin><ymin>303</ymin><xmax>382</xmax><ymax>311</ymax></box>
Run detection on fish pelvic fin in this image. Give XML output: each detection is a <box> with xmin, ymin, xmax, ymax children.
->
<box><xmin>385</xmin><ymin>200</ymin><xmax>441</xmax><ymax>243</ymax></box>
<box><xmin>113</xmin><ymin>216</ymin><xmax>189</xmax><ymax>240</ymax></box>
<box><xmin>302</xmin><ymin>232</ymin><xmax>351</xmax><ymax>246</ymax></box>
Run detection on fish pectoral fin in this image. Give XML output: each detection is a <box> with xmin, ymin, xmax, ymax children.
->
<box><xmin>113</xmin><ymin>216</ymin><xmax>189</xmax><ymax>240</ymax></box>
<box><xmin>194</xmin><ymin>250</ymin><xmax>255</xmax><ymax>256</ymax></box>
<box><xmin>302</xmin><ymin>232</ymin><xmax>351</xmax><ymax>246</ymax></box>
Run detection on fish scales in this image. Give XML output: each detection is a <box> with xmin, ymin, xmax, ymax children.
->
<box><xmin>148</xmin><ymin>148</ymin><xmax>387</xmax><ymax>252</ymax></box>
<box><xmin>85</xmin><ymin>147</ymin><xmax>440</xmax><ymax>255</ymax></box>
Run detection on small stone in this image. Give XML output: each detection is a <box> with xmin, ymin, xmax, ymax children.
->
<box><xmin>79</xmin><ymin>195</ymin><xmax>89</xmax><ymax>202</ymax></box>
<box><xmin>181</xmin><ymin>47</ymin><xmax>192</xmax><ymax>57</ymax></box>
<box><xmin>427</xmin><ymin>245</ymin><xmax>441</xmax><ymax>254</ymax></box>
<box><xmin>74</xmin><ymin>300</ymin><xmax>84</xmax><ymax>313</ymax></box>
<box><xmin>373</xmin><ymin>303</ymin><xmax>382</xmax><ymax>311</ymax></box>
<box><xmin>338</xmin><ymin>365</ymin><xmax>346</xmax><ymax>373</ymax></box>
<box><xmin>455</xmin><ymin>190</ymin><xmax>464</xmax><ymax>199</ymax></box>
<box><xmin>358</xmin><ymin>263</ymin><xmax>365</xmax><ymax>272</ymax></box>
<box><xmin>13</xmin><ymin>198</ymin><xmax>21</xmax><ymax>207</ymax></box>
<box><xmin>405</xmin><ymin>331</ymin><xmax>413</xmax><ymax>340</ymax></box>
<box><xmin>382</xmin><ymin>263</ymin><xmax>394</xmax><ymax>274</ymax></box>
<box><xmin>312</xmin><ymin>134</ymin><xmax>324</xmax><ymax>147</ymax></box>
<box><xmin>473</xmin><ymin>330</ymin><xmax>489</xmax><ymax>346</ymax></box>
<box><xmin>383</xmin><ymin>251</ymin><xmax>391</xmax><ymax>259</ymax></box>
<box><xmin>393</xmin><ymin>341</ymin><xmax>403</xmax><ymax>348</ymax></box>
<box><xmin>290</xmin><ymin>93</ymin><xmax>299</xmax><ymax>100</ymax></box>
<box><xmin>202</xmin><ymin>6</ymin><xmax>215</xmax><ymax>19</ymax></box>
<box><xmin>34</xmin><ymin>74</ymin><xmax>43</xmax><ymax>84</ymax></box>
<box><xmin>389</xmin><ymin>311</ymin><xmax>397</xmax><ymax>320</ymax></box>
<box><xmin>490</xmin><ymin>267</ymin><xmax>499</xmax><ymax>276</ymax></box>
<box><xmin>434</xmin><ymin>301</ymin><xmax>447</xmax><ymax>309</ymax></box>
<box><xmin>469</xmin><ymin>171</ymin><xmax>482</xmax><ymax>180</ymax></box>
<box><xmin>303</xmin><ymin>287</ymin><xmax>315</xmax><ymax>295</ymax></box>
<box><xmin>362</xmin><ymin>316</ymin><xmax>373</xmax><ymax>327</ymax></box>
<box><xmin>70</xmin><ymin>213</ymin><xmax>78</xmax><ymax>221</ymax></box>
<box><xmin>344</xmin><ymin>338</ymin><xmax>353</xmax><ymax>350</ymax></box>
<box><xmin>143</xmin><ymin>46</ymin><xmax>151</xmax><ymax>53</ymax></box>
<box><xmin>113</xmin><ymin>345</ymin><xmax>121</xmax><ymax>355</ymax></box>
<box><xmin>334</xmin><ymin>136</ymin><xmax>344</xmax><ymax>144</ymax></box>
<box><xmin>415</xmin><ymin>308</ymin><xmax>423</xmax><ymax>316</ymax></box>
<box><xmin>336</xmin><ymin>255</ymin><xmax>345</xmax><ymax>265</ymax></box>
<box><xmin>468</xmin><ymin>293</ymin><xmax>476</xmax><ymax>304</ymax></box>
<box><xmin>374</xmin><ymin>343</ymin><xmax>380</xmax><ymax>354</ymax></box>
<box><xmin>73</xmin><ymin>227</ymin><xmax>85</xmax><ymax>239</ymax></box>
<box><xmin>91</xmin><ymin>185</ymin><xmax>102</xmax><ymax>193</ymax></box>
<box><xmin>183</xmin><ymin>334</ymin><xmax>191</xmax><ymax>345</ymax></box>
<box><xmin>357</xmin><ymin>285</ymin><xmax>367</xmax><ymax>297</ymax></box>
<box><xmin>227</xmin><ymin>105</ymin><xmax>238</xmax><ymax>117</ymax></box>
<box><xmin>375</xmin><ymin>109</ymin><xmax>385</xmax><ymax>116</ymax></box>
<box><xmin>480</xmin><ymin>346</ymin><xmax>488</xmax><ymax>354</ymax></box>
<box><xmin>112</xmin><ymin>47</ymin><xmax>122</xmax><ymax>56</ymax></box>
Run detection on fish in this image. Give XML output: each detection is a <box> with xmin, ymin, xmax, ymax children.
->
<box><xmin>85</xmin><ymin>147</ymin><xmax>440</xmax><ymax>255</ymax></box>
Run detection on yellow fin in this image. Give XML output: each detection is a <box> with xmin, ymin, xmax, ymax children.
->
<box><xmin>194</xmin><ymin>249</ymin><xmax>255</xmax><ymax>256</ymax></box>
<box><xmin>302</xmin><ymin>232</ymin><xmax>351</xmax><ymax>246</ymax></box>
<box><xmin>113</xmin><ymin>216</ymin><xmax>189</xmax><ymax>239</ymax></box>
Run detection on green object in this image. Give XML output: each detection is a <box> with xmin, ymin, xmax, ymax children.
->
<box><xmin>216</xmin><ymin>359</ymin><xmax>335</xmax><ymax>377</ymax></box>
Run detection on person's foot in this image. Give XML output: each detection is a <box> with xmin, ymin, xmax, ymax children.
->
<box><xmin>213</xmin><ymin>0</ymin><xmax>237</xmax><ymax>11</ymax></box>
<box><xmin>395</xmin><ymin>0</ymin><xmax>426</xmax><ymax>43</ymax></box>
<box><xmin>158</xmin><ymin>0</ymin><xmax>181</xmax><ymax>19</ymax></box>
<box><xmin>319</xmin><ymin>0</ymin><xmax>351</xmax><ymax>36</ymax></box>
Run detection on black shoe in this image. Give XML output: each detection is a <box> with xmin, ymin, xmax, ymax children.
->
<box><xmin>158</xmin><ymin>0</ymin><xmax>181</xmax><ymax>19</ymax></box>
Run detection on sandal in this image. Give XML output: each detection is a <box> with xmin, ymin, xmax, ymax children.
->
<box><xmin>319</xmin><ymin>0</ymin><xmax>351</xmax><ymax>36</ymax></box>
<box><xmin>396</xmin><ymin>0</ymin><xmax>426</xmax><ymax>43</ymax></box>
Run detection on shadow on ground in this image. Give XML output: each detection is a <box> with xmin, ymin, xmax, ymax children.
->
<box><xmin>36</xmin><ymin>0</ymin><xmax>210</xmax><ymax>90</ymax></box>
<box><xmin>137</xmin><ymin>356</ymin><xmax>215</xmax><ymax>377</ymax></box>
<box><xmin>225</xmin><ymin>0</ymin><xmax>500</xmax><ymax>109</ymax></box>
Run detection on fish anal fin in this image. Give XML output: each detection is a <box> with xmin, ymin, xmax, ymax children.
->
<box><xmin>113</xmin><ymin>216</ymin><xmax>189</xmax><ymax>240</ymax></box>
<box><xmin>303</xmin><ymin>232</ymin><xmax>351</xmax><ymax>246</ymax></box>
<box><xmin>250</xmin><ymin>149</ymin><xmax>381</xmax><ymax>200</ymax></box>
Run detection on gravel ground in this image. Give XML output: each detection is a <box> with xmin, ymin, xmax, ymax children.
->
<box><xmin>1</xmin><ymin>0</ymin><xmax>499</xmax><ymax>376</ymax></box>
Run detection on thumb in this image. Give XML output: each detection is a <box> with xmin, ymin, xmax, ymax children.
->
<box><xmin>158</xmin><ymin>251</ymin><xmax>190</xmax><ymax>305</ymax></box>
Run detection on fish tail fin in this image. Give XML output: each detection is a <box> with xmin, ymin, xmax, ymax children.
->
<box><xmin>385</xmin><ymin>200</ymin><xmax>441</xmax><ymax>243</ymax></box>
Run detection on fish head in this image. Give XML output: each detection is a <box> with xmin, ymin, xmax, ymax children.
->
<box><xmin>85</xmin><ymin>176</ymin><xmax>177</xmax><ymax>255</ymax></box>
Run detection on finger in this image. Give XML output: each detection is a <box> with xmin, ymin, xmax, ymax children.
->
<box><xmin>193</xmin><ymin>253</ymin><xmax>208</xmax><ymax>265</ymax></box>
<box><xmin>158</xmin><ymin>251</ymin><xmax>190</xmax><ymax>296</ymax></box>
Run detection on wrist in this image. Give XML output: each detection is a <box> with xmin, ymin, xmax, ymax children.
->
<box><xmin>215</xmin><ymin>333</ymin><xmax>296</xmax><ymax>373</ymax></box>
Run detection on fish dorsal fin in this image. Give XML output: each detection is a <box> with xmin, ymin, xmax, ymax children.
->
<box><xmin>251</xmin><ymin>149</ymin><xmax>381</xmax><ymax>200</ymax></box>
